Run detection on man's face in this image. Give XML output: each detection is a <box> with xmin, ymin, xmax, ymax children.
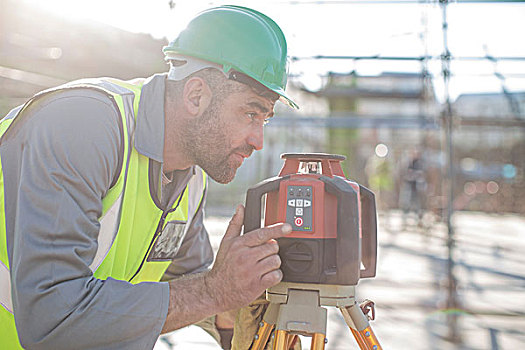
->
<box><xmin>184</xmin><ymin>87</ymin><xmax>275</xmax><ymax>184</ymax></box>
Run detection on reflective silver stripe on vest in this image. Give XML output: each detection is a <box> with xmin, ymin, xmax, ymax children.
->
<box><xmin>2</xmin><ymin>105</ymin><xmax>23</xmax><ymax>122</ymax></box>
<box><xmin>0</xmin><ymin>260</ymin><xmax>13</xmax><ymax>313</ymax></box>
<box><xmin>89</xmin><ymin>193</ymin><xmax>123</xmax><ymax>272</ymax></box>
<box><xmin>86</xmin><ymin>81</ymin><xmax>137</xmax><ymax>273</ymax></box>
<box><xmin>183</xmin><ymin>168</ymin><xmax>207</xmax><ymax>237</ymax></box>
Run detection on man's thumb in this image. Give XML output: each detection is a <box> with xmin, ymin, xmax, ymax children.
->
<box><xmin>224</xmin><ymin>204</ymin><xmax>244</xmax><ymax>239</ymax></box>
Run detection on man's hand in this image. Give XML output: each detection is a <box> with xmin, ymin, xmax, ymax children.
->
<box><xmin>161</xmin><ymin>205</ymin><xmax>290</xmax><ymax>334</ymax></box>
<box><xmin>205</xmin><ymin>205</ymin><xmax>291</xmax><ymax>312</ymax></box>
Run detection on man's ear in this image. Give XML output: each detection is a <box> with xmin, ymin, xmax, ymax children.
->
<box><xmin>183</xmin><ymin>77</ymin><xmax>212</xmax><ymax>116</ymax></box>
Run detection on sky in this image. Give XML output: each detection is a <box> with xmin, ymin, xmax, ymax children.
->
<box><xmin>21</xmin><ymin>0</ymin><xmax>525</xmax><ymax>101</ymax></box>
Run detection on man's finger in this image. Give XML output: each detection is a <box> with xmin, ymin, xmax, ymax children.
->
<box><xmin>223</xmin><ymin>205</ymin><xmax>245</xmax><ymax>240</ymax></box>
<box><xmin>243</xmin><ymin>223</ymin><xmax>292</xmax><ymax>247</ymax></box>
<box><xmin>260</xmin><ymin>269</ymin><xmax>283</xmax><ymax>288</ymax></box>
<box><xmin>256</xmin><ymin>253</ymin><xmax>281</xmax><ymax>273</ymax></box>
<box><xmin>250</xmin><ymin>240</ymin><xmax>279</xmax><ymax>262</ymax></box>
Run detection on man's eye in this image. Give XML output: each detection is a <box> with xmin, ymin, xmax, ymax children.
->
<box><xmin>246</xmin><ymin>112</ymin><xmax>269</xmax><ymax>126</ymax></box>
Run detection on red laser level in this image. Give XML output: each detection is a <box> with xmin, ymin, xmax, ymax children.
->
<box><xmin>244</xmin><ymin>153</ymin><xmax>377</xmax><ymax>286</ymax></box>
<box><xmin>243</xmin><ymin>153</ymin><xmax>382</xmax><ymax>350</ymax></box>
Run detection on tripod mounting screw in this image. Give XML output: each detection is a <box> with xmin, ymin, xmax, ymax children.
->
<box><xmin>365</xmin><ymin>331</ymin><xmax>371</xmax><ymax>337</ymax></box>
<box><xmin>373</xmin><ymin>346</ymin><xmax>378</xmax><ymax>350</ymax></box>
<box><xmin>254</xmin><ymin>335</ymin><xmax>259</xmax><ymax>340</ymax></box>
<box><xmin>325</xmin><ymin>338</ymin><xmax>328</xmax><ymax>344</ymax></box>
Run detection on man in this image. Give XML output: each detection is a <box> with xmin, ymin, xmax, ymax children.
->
<box><xmin>0</xmin><ymin>5</ymin><xmax>297</xmax><ymax>349</ymax></box>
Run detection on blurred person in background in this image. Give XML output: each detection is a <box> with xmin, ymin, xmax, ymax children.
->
<box><xmin>0</xmin><ymin>6</ymin><xmax>297</xmax><ymax>349</ymax></box>
<box><xmin>399</xmin><ymin>149</ymin><xmax>427</xmax><ymax>228</ymax></box>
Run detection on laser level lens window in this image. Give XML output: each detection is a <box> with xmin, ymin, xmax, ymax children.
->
<box><xmin>299</xmin><ymin>161</ymin><xmax>321</xmax><ymax>174</ymax></box>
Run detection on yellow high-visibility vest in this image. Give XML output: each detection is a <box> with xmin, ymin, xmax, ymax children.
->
<box><xmin>0</xmin><ymin>78</ymin><xmax>207</xmax><ymax>348</ymax></box>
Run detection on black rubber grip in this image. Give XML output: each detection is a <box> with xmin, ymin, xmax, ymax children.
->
<box><xmin>359</xmin><ymin>185</ymin><xmax>377</xmax><ymax>278</ymax></box>
<box><xmin>243</xmin><ymin>176</ymin><xmax>286</xmax><ymax>233</ymax></box>
<box><xmin>320</xmin><ymin>176</ymin><xmax>361</xmax><ymax>285</ymax></box>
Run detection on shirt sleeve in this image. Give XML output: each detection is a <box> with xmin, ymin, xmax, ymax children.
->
<box><xmin>2</xmin><ymin>89</ymin><xmax>169</xmax><ymax>350</ymax></box>
<box><xmin>161</xmin><ymin>186</ymin><xmax>214</xmax><ymax>281</ymax></box>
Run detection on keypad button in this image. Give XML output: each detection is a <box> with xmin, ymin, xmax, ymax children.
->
<box><xmin>296</xmin><ymin>199</ymin><xmax>303</xmax><ymax>207</ymax></box>
<box><xmin>296</xmin><ymin>208</ymin><xmax>303</xmax><ymax>215</ymax></box>
<box><xmin>304</xmin><ymin>200</ymin><xmax>311</xmax><ymax>207</ymax></box>
<box><xmin>288</xmin><ymin>199</ymin><xmax>295</xmax><ymax>207</ymax></box>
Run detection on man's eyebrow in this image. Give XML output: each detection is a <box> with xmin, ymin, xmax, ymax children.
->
<box><xmin>246</xmin><ymin>101</ymin><xmax>274</xmax><ymax>118</ymax></box>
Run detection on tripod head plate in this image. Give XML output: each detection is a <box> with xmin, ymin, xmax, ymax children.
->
<box><xmin>267</xmin><ymin>282</ymin><xmax>356</xmax><ymax>307</ymax></box>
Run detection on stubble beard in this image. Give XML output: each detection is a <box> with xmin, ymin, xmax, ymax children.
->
<box><xmin>182</xmin><ymin>101</ymin><xmax>240</xmax><ymax>184</ymax></box>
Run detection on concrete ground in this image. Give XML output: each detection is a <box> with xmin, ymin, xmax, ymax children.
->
<box><xmin>156</xmin><ymin>211</ymin><xmax>525</xmax><ymax>349</ymax></box>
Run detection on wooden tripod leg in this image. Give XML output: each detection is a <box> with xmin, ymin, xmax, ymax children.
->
<box><xmin>350</xmin><ymin>326</ymin><xmax>381</xmax><ymax>350</ymax></box>
<box><xmin>310</xmin><ymin>333</ymin><xmax>326</xmax><ymax>350</ymax></box>
<box><xmin>251</xmin><ymin>320</ymin><xmax>274</xmax><ymax>350</ymax></box>
<box><xmin>340</xmin><ymin>303</ymin><xmax>382</xmax><ymax>350</ymax></box>
<box><xmin>350</xmin><ymin>327</ymin><xmax>368</xmax><ymax>349</ymax></box>
<box><xmin>263</xmin><ymin>329</ymin><xmax>297</xmax><ymax>350</ymax></box>
<box><xmin>285</xmin><ymin>333</ymin><xmax>297</xmax><ymax>349</ymax></box>
<box><xmin>272</xmin><ymin>330</ymin><xmax>289</xmax><ymax>350</ymax></box>
<box><xmin>251</xmin><ymin>302</ymin><xmax>282</xmax><ymax>350</ymax></box>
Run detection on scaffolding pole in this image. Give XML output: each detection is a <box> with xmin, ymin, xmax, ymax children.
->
<box><xmin>440</xmin><ymin>0</ymin><xmax>460</xmax><ymax>343</ymax></box>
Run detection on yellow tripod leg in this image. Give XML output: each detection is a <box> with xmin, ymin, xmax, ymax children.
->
<box><xmin>251</xmin><ymin>320</ymin><xmax>274</xmax><ymax>350</ymax></box>
<box><xmin>340</xmin><ymin>303</ymin><xmax>383</xmax><ymax>350</ymax></box>
<box><xmin>311</xmin><ymin>333</ymin><xmax>326</xmax><ymax>350</ymax></box>
<box><xmin>350</xmin><ymin>327</ymin><xmax>369</xmax><ymax>349</ymax></box>
<box><xmin>285</xmin><ymin>333</ymin><xmax>297</xmax><ymax>349</ymax></box>
<box><xmin>350</xmin><ymin>326</ymin><xmax>381</xmax><ymax>350</ymax></box>
<box><xmin>272</xmin><ymin>330</ymin><xmax>289</xmax><ymax>350</ymax></box>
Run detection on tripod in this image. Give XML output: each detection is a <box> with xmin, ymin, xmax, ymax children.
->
<box><xmin>250</xmin><ymin>282</ymin><xmax>382</xmax><ymax>350</ymax></box>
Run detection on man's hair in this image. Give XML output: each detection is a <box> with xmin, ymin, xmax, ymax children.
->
<box><xmin>167</xmin><ymin>68</ymin><xmax>247</xmax><ymax>104</ymax></box>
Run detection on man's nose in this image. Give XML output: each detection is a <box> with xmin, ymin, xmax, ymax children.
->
<box><xmin>247</xmin><ymin>124</ymin><xmax>264</xmax><ymax>151</ymax></box>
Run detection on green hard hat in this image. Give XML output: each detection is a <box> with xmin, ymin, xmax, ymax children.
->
<box><xmin>163</xmin><ymin>5</ymin><xmax>298</xmax><ymax>109</ymax></box>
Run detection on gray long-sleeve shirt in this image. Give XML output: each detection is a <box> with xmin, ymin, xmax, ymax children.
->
<box><xmin>0</xmin><ymin>74</ymin><xmax>213</xmax><ymax>349</ymax></box>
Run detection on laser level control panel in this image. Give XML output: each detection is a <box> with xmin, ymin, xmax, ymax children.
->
<box><xmin>286</xmin><ymin>185</ymin><xmax>313</xmax><ymax>232</ymax></box>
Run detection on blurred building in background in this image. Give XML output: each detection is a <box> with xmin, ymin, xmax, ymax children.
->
<box><xmin>451</xmin><ymin>91</ymin><xmax>525</xmax><ymax>213</ymax></box>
